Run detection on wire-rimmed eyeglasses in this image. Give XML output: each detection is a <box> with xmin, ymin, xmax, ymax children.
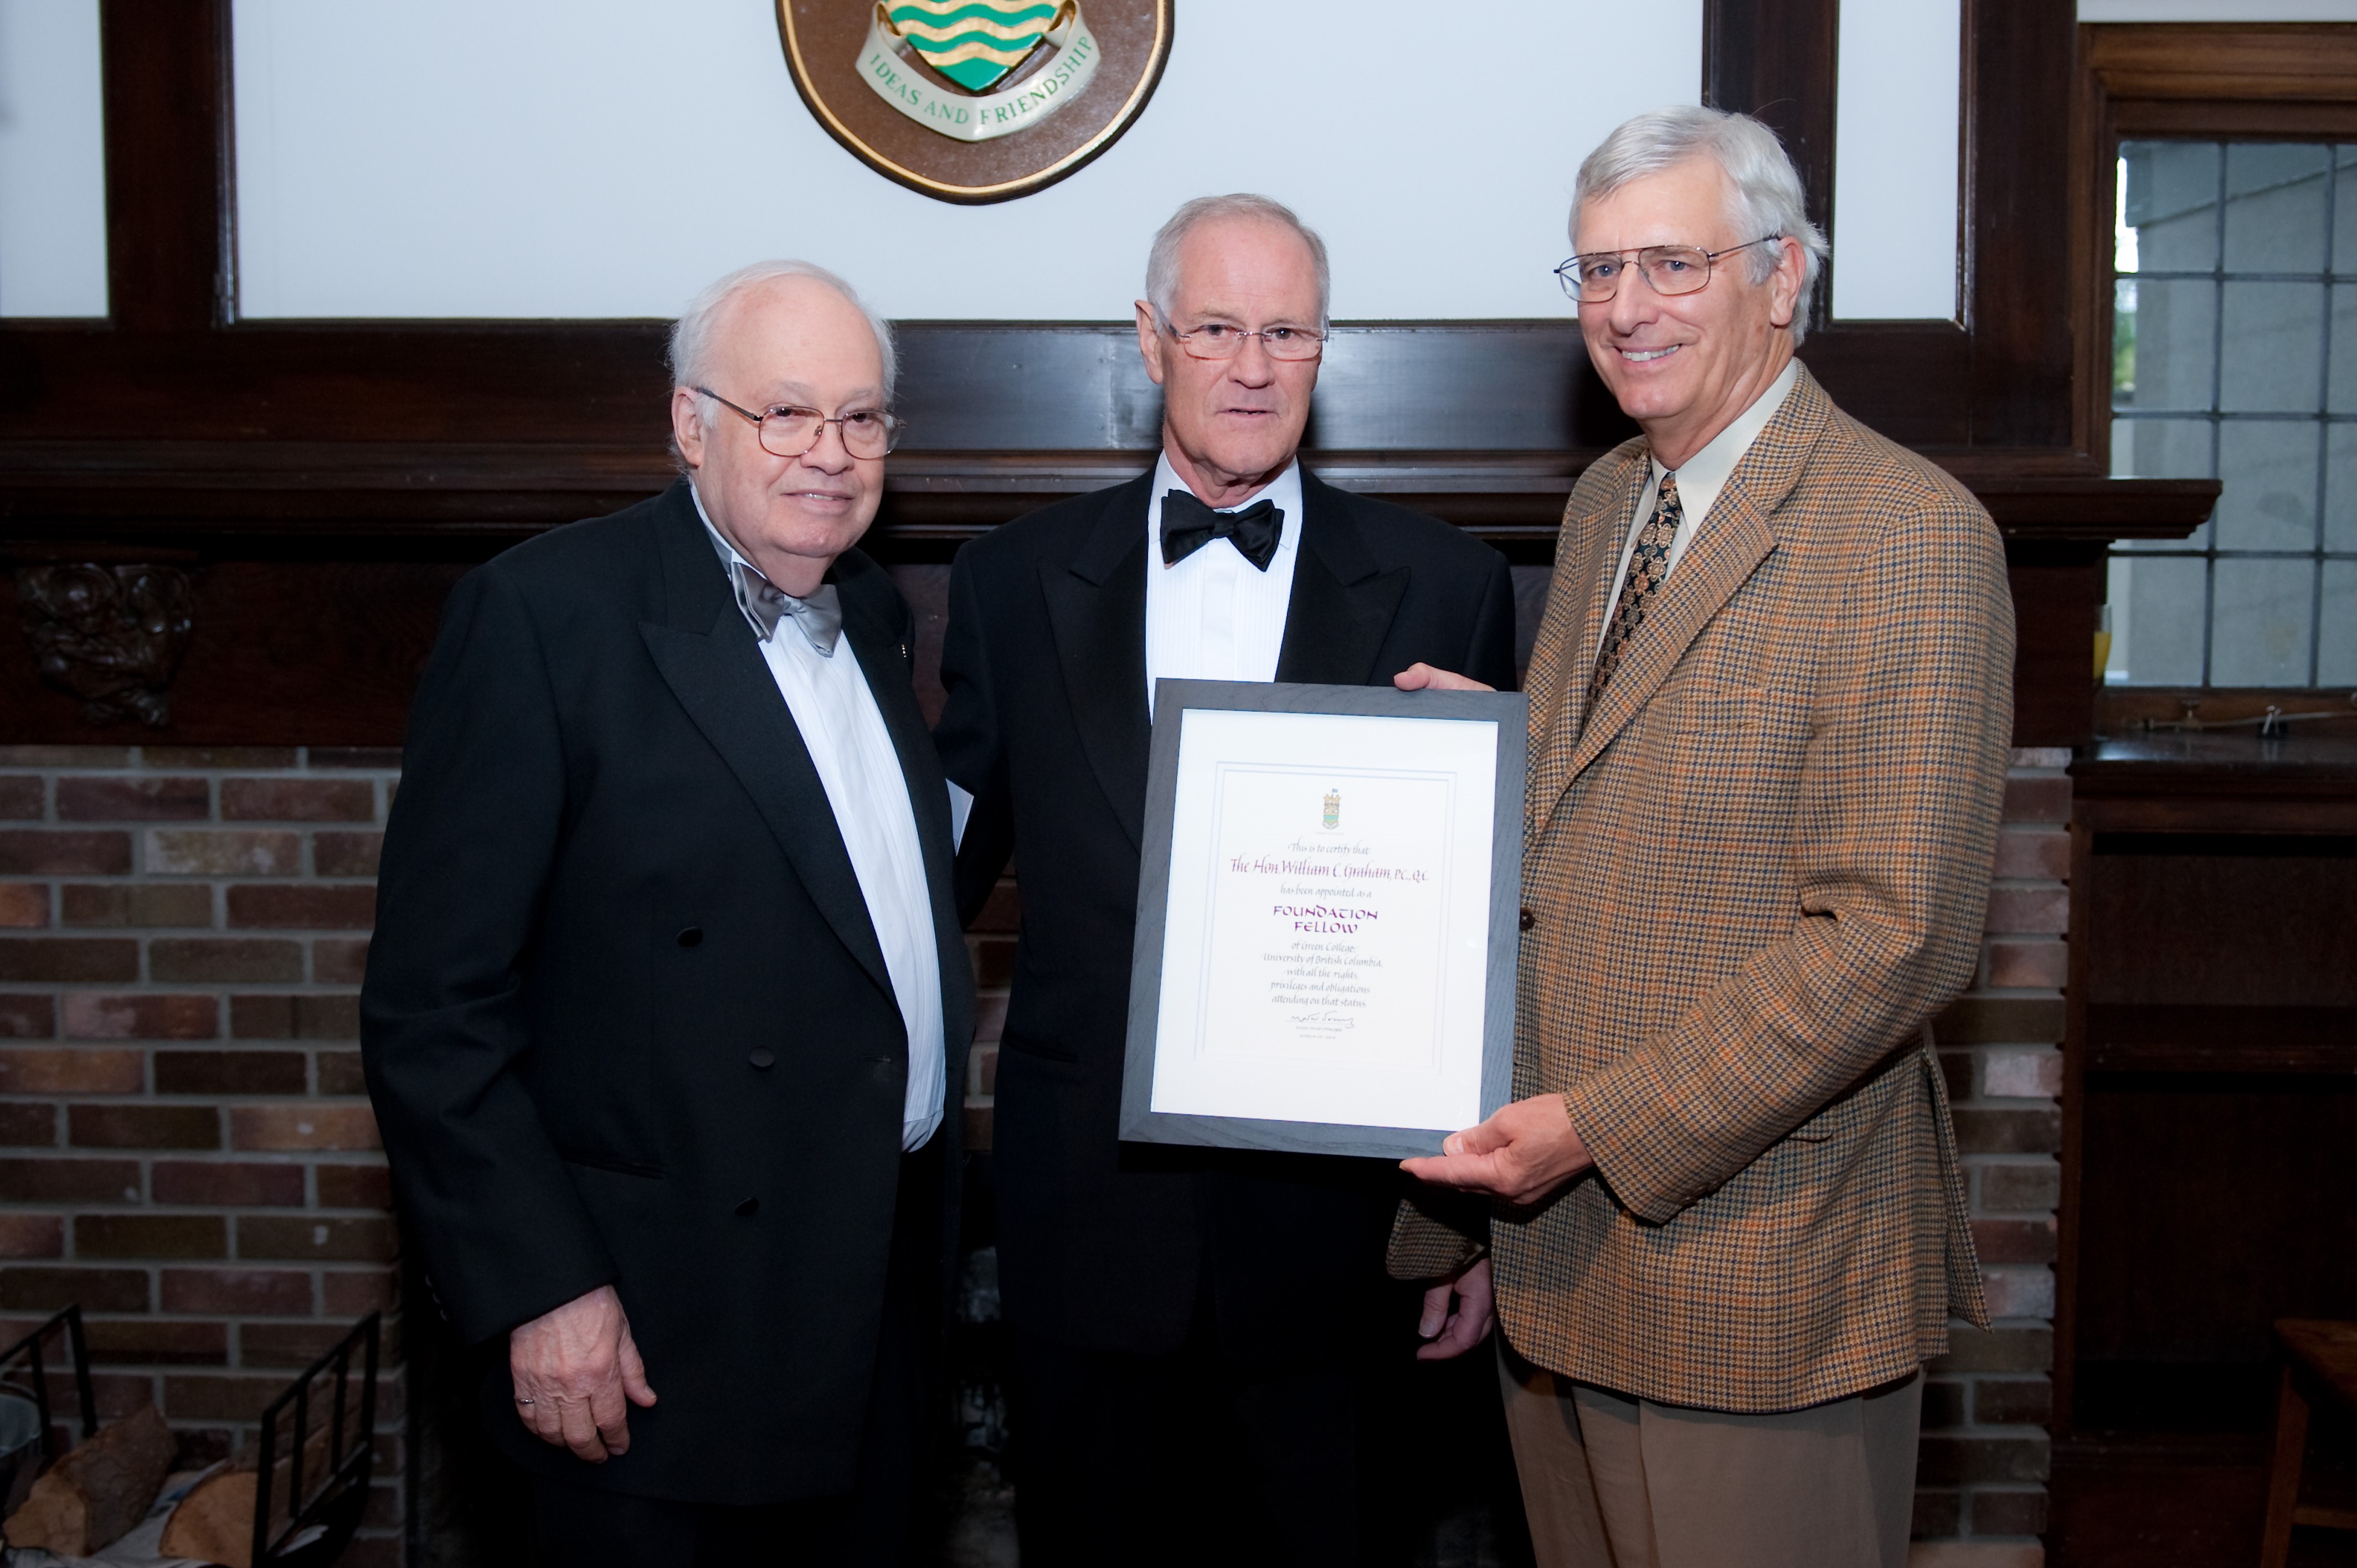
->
<box><xmin>1155</xmin><ymin>311</ymin><xmax>1326</xmax><ymax>362</ymax></box>
<box><xmin>697</xmin><ymin>388</ymin><xmax>906</xmax><ymax>458</ymax></box>
<box><xmin>1553</xmin><ymin>237</ymin><xmax>1783</xmax><ymax>303</ymax></box>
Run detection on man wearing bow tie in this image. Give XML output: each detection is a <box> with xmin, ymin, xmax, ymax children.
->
<box><xmin>934</xmin><ymin>194</ymin><xmax>1516</xmax><ymax>1565</ymax></box>
<box><xmin>364</xmin><ymin>260</ymin><xmax>971</xmax><ymax>1566</ymax></box>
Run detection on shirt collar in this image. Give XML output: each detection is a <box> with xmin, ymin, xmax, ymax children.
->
<box><xmin>689</xmin><ymin>482</ymin><xmax>749</xmax><ymax>575</ymax></box>
<box><xmin>691</xmin><ymin>482</ymin><xmax>843</xmax><ymax>653</ymax></box>
<box><xmin>1649</xmin><ymin>355</ymin><xmax>1802</xmax><ymax>506</ymax></box>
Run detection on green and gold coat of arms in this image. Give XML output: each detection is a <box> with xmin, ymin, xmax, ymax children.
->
<box><xmin>775</xmin><ymin>0</ymin><xmax>1171</xmax><ymax>202</ymax></box>
<box><xmin>861</xmin><ymin>0</ymin><xmax>1098</xmax><ymax>142</ymax></box>
<box><xmin>886</xmin><ymin>1</ymin><xmax>1066</xmax><ymax>93</ymax></box>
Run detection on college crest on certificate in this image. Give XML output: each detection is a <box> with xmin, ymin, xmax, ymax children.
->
<box><xmin>1120</xmin><ymin>681</ymin><xmax>1527</xmax><ymax>1160</ymax></box>
<box><xmin>774</xmin><ymin>0</ymin><xmax>1172</xmax><ymax>203</ymax></box>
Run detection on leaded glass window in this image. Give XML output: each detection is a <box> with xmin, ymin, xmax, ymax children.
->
<box><xmin>2107</xmin><ymin>140</ymin><xmax>2357</xmax><ymax>687</ymax></box>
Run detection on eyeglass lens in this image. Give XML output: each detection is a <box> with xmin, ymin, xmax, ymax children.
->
<box><xmin>1172</xmin><ymin>323</ymin><xmax>1325</xmax><ymax>360</ymax></box>
<box><xmin>1561</xmin><ymin>246</ymin><xmax>1716</xmax><ymax>303</ymax></box>
<box><xmin>755</xmin><ymin>409</ymin><xmax>900</xmax><ymax>459</ymax></box>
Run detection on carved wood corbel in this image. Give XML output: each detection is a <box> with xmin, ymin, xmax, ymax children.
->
<box><xmin>14</xmin><ymin>564</ymin><xmax>195</xmax><ymax>728</ymax></box>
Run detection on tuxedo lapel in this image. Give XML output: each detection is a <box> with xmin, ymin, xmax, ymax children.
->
<box><xmin>1273</xmin><ymin>472</ymin><xmax>1409</xmax><ymax>686</ymax></box>
<box><xmin>639</xmin><ymin>490</ymin><xmax>895</xmax><ymax>1003</ymax></box>
<box><xmin>1040</xmin><ymin>477</ymin><xmax>1154</xmax><ymax>852</ymax></box>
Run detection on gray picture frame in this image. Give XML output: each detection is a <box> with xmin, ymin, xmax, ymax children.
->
<box><xmin>1118</xmin><ymin>678</ymin><xmax>1527</xmax><ymax>1160</ymax></box>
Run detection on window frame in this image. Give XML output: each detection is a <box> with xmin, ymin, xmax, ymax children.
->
<box><xmin>2078</xmin><ymin>22</ymin><xmax>2357</xmax><ymax>713</ymax></box>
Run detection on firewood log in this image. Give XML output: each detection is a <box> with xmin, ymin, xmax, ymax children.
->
<box><xmin>157</xmin><ymin>1422</ymin><xmax>336</xmax><ymax>1568</ymax></box>
<box><xmin>1</xmin><ymin>1403</ymin><xmax>176</xmax><ymax>1555</ymax></box>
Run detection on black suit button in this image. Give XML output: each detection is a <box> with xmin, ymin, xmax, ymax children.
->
<box><xmin>1519</xmin><ymin>907</ymin><xmax>1536</xmax><ymax>931</ymax></box>
<box><xmin>734</xmin><ymin>1196</ymin><xmax>759</xmax><ymax>1216</ymax></box>
<box><xmin>749</xmin><ymin>1048</ymin><xmax>776</xmax><ymax>1070</ymax></box>
<box><xmin>677</xmin><ymin>926</ymin><xmax>703</xmax><ymax>948</ymax></box>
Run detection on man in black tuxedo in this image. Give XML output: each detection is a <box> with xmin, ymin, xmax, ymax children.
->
<box><xmin>935</xmin><ymin>194</ymin><xmax>1517</xmax><ymax>1565</ymax></box>
<box><xmin>362</xmin><ymin>260</ymin><xmax>972</xmax><ymax>1568</ymax></box>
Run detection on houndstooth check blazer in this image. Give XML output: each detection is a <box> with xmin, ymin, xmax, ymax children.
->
<box><xmin>1391</xmin><ymin>366</ymin><xmax>2011</xmax><ymax>1414</ymax></box>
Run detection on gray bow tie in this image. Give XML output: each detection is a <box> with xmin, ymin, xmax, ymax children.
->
<box><xmin>730</xmin><ymin>560</ymin><xmax>842</xmax><ymax>657</ymax></box>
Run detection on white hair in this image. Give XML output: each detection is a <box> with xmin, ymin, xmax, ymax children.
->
<box><xmin>1573</xmin><ymin>106</ymin><xmax>1832</xmax><ymax>344</ymax></box>
<box><xmin>667</xmin><ymin>259</ymin><xmax>898</xmax><ymax>412</ymax></box>
<box><xmin>1144</xmin><ymin>194</ymin><xmax>1331</xmax><ymax>331</ymax></box>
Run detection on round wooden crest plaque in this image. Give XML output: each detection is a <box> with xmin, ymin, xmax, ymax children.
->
<box><xmin>776</xmin><ymin>0</ymin><xmax>1174</xmax><ymax>204</ymax></box>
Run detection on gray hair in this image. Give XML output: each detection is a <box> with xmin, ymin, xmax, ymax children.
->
<box><xmin>667</xmin><ymin>259</ymin><xmax>899</xmax><ymax>410</ymax></box>
<box><xmin>1573</xmin><ymin>106</ymin><xmax>1831</xmax><ymax>344</ymax></box>
<box><xmin>1144</xmin><ymin>194</ymin><xmax>1331</xmax><ymax>331</ymax></box>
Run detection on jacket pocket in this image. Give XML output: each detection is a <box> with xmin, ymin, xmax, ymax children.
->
<box><xmin>1670</xmin><ymin>684</ymin><xmax>1767</xmax><ymax>738</ymax></box>
<box><xmin>1783</xmin><ymin>1048</ymin><xmax>1913</xmax><ymax>1144</ymax></box>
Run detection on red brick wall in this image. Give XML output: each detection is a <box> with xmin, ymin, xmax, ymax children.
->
<box><xmin>1</xmin><ymin>741</ymin><xmax>2073</xmax><ymax>1563</ymax></box>
<box><xmin>1916</xmin><ymin>746</ymin><xmax>2073</xmax><ymax>1559</ymax></box>
<box><xmin>0</xmin><ymin>745</ymin><xmax>402</xmax><ymax>1565</ymax></box>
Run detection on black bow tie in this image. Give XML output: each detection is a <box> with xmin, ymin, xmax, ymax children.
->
<box><xmin>1160</xmin><ymin>491</ymin><xmax>1285</xmax><ymax>571</ymax></box>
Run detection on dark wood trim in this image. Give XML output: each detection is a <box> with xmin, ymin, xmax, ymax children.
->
<box><xmin>99</xmin><ymin>0</ymin><xmax>230</xmax><ymax>333</ymax></box>
<box><xmin>1703</xmin><ymin>0</ymin><xmax>1840</xmax><ymax>333</ymax></box>
<box><xmin>1969</xmin><ymin>0</ymin><xmax>2078</xmax><ymax>450</ymax></box>
<box><xmin>2071</xmin><ymin>735</ymin><xmax>2357</xmax><ymax>821</ymax></box>
<box><xmin>2057</xmin><ymin>733</ymin><xmax>2357</xmax><ymax>1432</ymax></box>
<box><xmin>2084</xmin><ymin>1003</ymin><xmax>2357</xmax><ymax>1075</ymax></box>
<box><xmin>0</xmin><ymin>440</ymin><xmax>2219</xmax><ymax>550</ymax></box>
<box><xmin>2081</xmin><ymin>23</ymin><xmax>2357</xmax><ymax>103</ymax></box>
<box><xmin>2114</xmin><ymin>100</ymin><xmax>2357</xmax><ymax>140</ymax></box>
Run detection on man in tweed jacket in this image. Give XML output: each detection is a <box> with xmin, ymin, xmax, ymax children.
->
<box><xmin>1390</xmin><ymin>107</ymin><xmax>2013</xmax><ymax>1567</ymax></box>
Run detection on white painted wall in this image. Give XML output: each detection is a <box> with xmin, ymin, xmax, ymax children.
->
<box><xmin>0</xmin><ymin>0</ymin><xmax>107</xmax><ymax>318</ymax></box>
<box><xmin>1831</xmin><ymin>0</ymin><xmax>1960</xmax><ymax>321</ymax></box>
<box><xmin>0</xmin><ymin>0</ymin><xmax>1984</xmax><ymax>326</ymax></box>
<box><xmin>230</xmin><ymin>0</ymin><xmax>1697</xmax><ymax>321</ymax></box>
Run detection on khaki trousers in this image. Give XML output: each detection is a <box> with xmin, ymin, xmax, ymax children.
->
<box><xmin>1497</xmin><ymin>1337</ymin><xmax>1921</xmax><ymax>1568</ymax></box>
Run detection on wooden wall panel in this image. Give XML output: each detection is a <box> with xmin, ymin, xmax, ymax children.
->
<box><xmin>2076</xmin><ymin>1075</ymin><xmax>2357</xmax><ymax>1367</ymax></box>
<box><xmin>0</xmin><ymin>560</ymin><xmax>467</xmax><ymax>745</ymax></box>
<box><xmin>2086</xmin><ymin>839</ymin><xmax>2357</xmax><ymax>1008</ymax></box>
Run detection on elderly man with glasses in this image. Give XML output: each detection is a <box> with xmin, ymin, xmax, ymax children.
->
<box><xmin>363</xmin><ymin>260</ymin><xmax>971</xmax><ymax>1567</ymax></box>
<box><xmin>934</xmin><ymin>193</ymin><xmax>1515</xmax><ymax>1566</ymax></box>
<box><xmin>1391</xmin><ymin>107</ymin><xmax>2015</xmax><ymax>1568</ymax></box>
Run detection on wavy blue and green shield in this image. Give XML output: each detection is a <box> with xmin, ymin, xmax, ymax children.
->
<box><xmin>888</xmin><ymin>0</ymin><xmax>1061</xmax><ymax>92</ymax></box>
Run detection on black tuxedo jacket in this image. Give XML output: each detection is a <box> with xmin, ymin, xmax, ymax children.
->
<box><xmin>935</xmin><ymin>467</ymin><xmax>1515</xmax><ymax>1360</ymax></box>
<box><xmin>361</xmin><ymin>481</ymin><xmax>974</xmax><ymax>1505</ymax></box>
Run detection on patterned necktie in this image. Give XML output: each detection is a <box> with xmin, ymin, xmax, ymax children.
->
<box><xmin>730</xmin><ymin>560</ymin><xmax>843</xmax><ymax>658</ymax></box>
<box><xmin>1588</xmin><ymin>472</ymin><xmax>1682</xmax><ymax>704</ymax></box>
<box><xmin>1160</xmin><ymin>491</ymin><xmax>1285</xmax><ymax>571</ymax></box>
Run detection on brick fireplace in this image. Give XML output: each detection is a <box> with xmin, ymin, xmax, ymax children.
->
<box><xmin>0</xmin><ymin>732</ymin><xmax>2075</xmax><ymax>1562</ymax></box>
<box><xmin>0</xmin><ymin>745</ymin><xmax>405</xmax><ymax>1561</ymax></box>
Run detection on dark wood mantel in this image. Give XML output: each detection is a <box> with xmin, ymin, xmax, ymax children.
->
<box><xmin>0</xmin><ymin>439</ymin><xmax>2222</xmax><ymax>550</ymax></box>
<box><xmin>0</xmin><ymin>434</ymin><xmax>2217</xmax><ymax>747</ymax></box>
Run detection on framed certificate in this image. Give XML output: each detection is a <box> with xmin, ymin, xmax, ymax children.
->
<box><xmin>1119</xmin><ymin>679</ymin><xmax>1527</xmax><ymax>1160</ymax></box>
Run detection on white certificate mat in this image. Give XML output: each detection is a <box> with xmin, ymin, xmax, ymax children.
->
<box><xmin>1120</xmin><ymin>680</ymin><xmax>1525</xmax><ymax>1160</ymax></box>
